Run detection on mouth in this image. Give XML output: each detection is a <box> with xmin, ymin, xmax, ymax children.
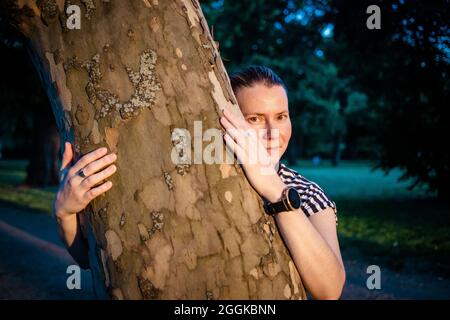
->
<box><xmin>266</xmin><ymin>144</ymin><xmax>281</xmax><ymax>149</ymax></box>
<box><xmin>266</xmin><ymin>146</ymin><xmax>281</xmax><ymax>153</ymax></box>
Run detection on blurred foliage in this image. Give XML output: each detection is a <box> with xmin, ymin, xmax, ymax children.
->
<box><xmin>0</xmin><ymin>1</ymin><xmax>448</xmax><ymax>197</ymax></box>
<box><xmin>327</xmin><ymin>0</ymin><xmax>449</xmax><ymax>198</ymax></box>
<box><xmin>202</xmin><ymin>0</ymin><xmax>449</xmax><ymax>198</ymax></box>
<box><xmin>0</xmin><ymin>18</ymin><xmax>53</xmax><ymax>159</ymax></box>
<box><xmin>202</xmin><ymin>0</ymin><xmax>352</xmax><ymax>161</ymax></box>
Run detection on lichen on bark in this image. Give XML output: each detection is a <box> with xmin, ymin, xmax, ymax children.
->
<box><xmin>80</xmin><ymin>49</ymin><xmax>161</xmax><ymax>120</ymax></box>
<box><xmin>171</xmin><ymin>128</ymin><xmax>191</xmax><ymax>175</ymax></box>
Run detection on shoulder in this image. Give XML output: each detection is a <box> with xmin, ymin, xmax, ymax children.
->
<box><xmin>277</xmin><ymin>162</ymin><xmax>338</xmax><ymax>223</ymax></box>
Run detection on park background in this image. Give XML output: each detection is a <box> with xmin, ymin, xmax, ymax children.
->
<box><xmin>0</xmin><ymin>0</ymin><xmax>449</xmax><ymax>299</ymax></box>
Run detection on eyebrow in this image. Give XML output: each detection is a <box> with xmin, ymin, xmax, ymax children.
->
<box><xmin>244</xmin><ymin>111</ymin><xmax>288</xmax><ymax>116</ymax></box>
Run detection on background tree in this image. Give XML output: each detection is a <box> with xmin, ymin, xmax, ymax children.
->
<box><xmin>0</xmin><ymin>22</ymin><xmax>60</xmax><ymax>186</ymax></box>
<box><xmin>327</xmin><ymin>0</ymin><xmax>449</xmax><ymax>198</ymax></box>
<box><xmin>202</xmin><ymin>0</ymin><xmax>449</xmax><ymax>197</ymax></box>
<box><xmin>201</xmin><ymin>0</ymin><xmax>363</xmax><ymax>165</ymax></box>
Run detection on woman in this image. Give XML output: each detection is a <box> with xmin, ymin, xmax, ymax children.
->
<box><xmin>53</xmin><ymin>66</ymin><xmax>345</xmax><ymax>300</ymax></box>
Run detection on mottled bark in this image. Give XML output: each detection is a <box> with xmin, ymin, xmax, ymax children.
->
<box><xmin>4</xmin><ymin>0</ymin><xmax>306</xmax><ymax>300</ymax></box>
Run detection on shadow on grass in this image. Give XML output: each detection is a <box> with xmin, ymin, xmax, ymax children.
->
<box><xmin>340</xmin><ymin>236</ymin><xmax>450</xmax><ymax>277</ymax></box>
<box><xmin>337</xmin><ymin>197</ymin><xmax>450</xmax><ymax>277</ymax></box>
<box><xmin>0</xmin><ymin>182</ymin><xmax>56</xmax><ymax>214</ymax></box>
<box><xmin>0</xmin><ymin>160</ymin><xmax>57</xmax><ymax>214</ymax></box>
<box><xmin>0</xmin><ymin>198</ymin><xmax>51</xmax><ymax>215</ymax></box>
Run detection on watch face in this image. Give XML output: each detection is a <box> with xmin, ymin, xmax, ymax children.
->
<box><xmin>287</xmin><ymin>188</ymin><xmax>301</xmax><ymax>209</ymax></box>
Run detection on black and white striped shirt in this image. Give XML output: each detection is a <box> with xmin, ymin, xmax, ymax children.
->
<box><xmin>277</xmin><ymin>162</ymin><xmax>338</xmax><ymax>224</ymax></box>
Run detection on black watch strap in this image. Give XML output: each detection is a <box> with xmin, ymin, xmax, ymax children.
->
<box><xmin>264</xmin><ymin>200</ymin><xmax>287</xmax><ymax>215</ymax></box>
<box><xmin>263</xmin><ymin>187</ymin><xmax>301</xmax><ymax>215</ymax></box>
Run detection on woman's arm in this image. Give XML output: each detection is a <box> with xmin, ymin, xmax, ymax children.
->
<box><xmin>274</xmin><ymin>205</ymin><xmax>346</xmax><ymax>299</ymax></box>
<box><xmin>265</xmin><ymin>180</ymin><xmax>346</xmax><ymax>300</ymax></box>
<box><xmin>219</xmin><ymin>110</ymin><xmax>346</xmax><ymax>299</ymax></box>
<box><xmin>54</xmin><ymin>208</ymin><xmax>90</xmax><ymax>269</ymax></box>
<box><xmin>53</xmin><ymin>142</ymin><xmax>117</xmax><ymax>268</ymax></box>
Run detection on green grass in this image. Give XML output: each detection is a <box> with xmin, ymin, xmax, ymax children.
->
<box><xmin>293</xmin><ymin>161</ymin><xmax>449</xmax><ymax>276</ymax></box>
<box><xmin>0</xmin><ymin>160</ymin><xmax>56</xmax><ymax>214</ymax></box>
<box><xmin>0</xmin><ymin>158</ymin><xmax>448</xmax><ymax>275</ymax></box>
<box><xmin>294</xmin><ymin>159</ymin><xmax>434</xmax><ymax>199</ymax></box>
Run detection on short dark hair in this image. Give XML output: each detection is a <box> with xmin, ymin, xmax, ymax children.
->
<box><xmin>229</xmin><ymin>65</ymin><xmax>287</xmax><ymax>94</ymax></box>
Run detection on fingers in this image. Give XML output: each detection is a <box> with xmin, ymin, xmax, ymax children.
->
<box><xmin>69</xmin><ymin>147</ymin><xmax>108</xmax><ymax>175</ymax></box>
<box><xmin>80</xmin><ymin>164</ymin><xmax>117</xmax><ymax>190</ymax></box>
<box><xmin>219</xmin><ymin>114</ymin><xmax>235</xmax><ymax>132</ymax></box>
<box><xmin>83</xmin><ymin>181</ymin><xmax>113</xmax><ymax>201</ymax></box>
<box><xmin>224</xmin><ymin>133</ymin><xmax>246</xmax><ymax>163</ymax></box>
<box><xmin>222</xmin><ymin>120</ymin><xmax>256</xmax><ymax>148</ymax></box>
<box><xmin>79</xmin><ymin>152</ymin><xmax>117</xmax><ymax>178</ymax></box>
<box><xmin>60</xmin><ymin>142</ymin><xmax>74</xmax><ymax>171</ymax></box>
<box><xmin>220</xmin><ymin>110</ymin><xmax>247</xmax><ymax>132</ymax></box>
<box><xmin>222</xmin><ymin>109</ymin><xmax>246</xmax><ymax>128</ymax></box>
<box><xmin>221</xmin><ymin>112</ymin><xmax>257</xmax><ymax>144</ymax></box>
<box><xmin>221</xmin><ymin>111</ymin><xmax>268</xmax><ymax>166</ymax></box>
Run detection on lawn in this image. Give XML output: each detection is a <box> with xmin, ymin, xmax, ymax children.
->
<box><xmin>0</xmin><ymin>158</ymin><xmax>449</xmax><ymax>276</ymax></box>
<box><xmin>294</xmin><ymin>160</ymin><xmax>449</xmax><ymax>277</ymax></box>
<box><xmin>0</xmin><ymin>160</ymin><xmax>57</xmax><ymax>214</ymax></box>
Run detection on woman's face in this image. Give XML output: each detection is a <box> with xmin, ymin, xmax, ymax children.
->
<box><xmin>235</xmin><ymin>83</ymin><xmax>292</xmax><ymax>162</ymax></box>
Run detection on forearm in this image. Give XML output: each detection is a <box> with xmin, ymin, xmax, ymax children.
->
<box><xmin>274</xmin><ymin>210</ymin><xmax>345</xmax><ymax>299</ymax></box>
<box><xmin>54</xmin><ymin>209</ymin><xmax>90</xmax><ymax>269</ymax></box>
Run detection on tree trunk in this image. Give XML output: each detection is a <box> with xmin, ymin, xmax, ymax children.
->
<box><xmin>331</xmin><ymin>132</ymin><xmax>341</xmax><ymax>167</ymax></box>
<box><xmin>4</xmin><ymin>0</ymin><xmax>307</xmax><ymax>300</ymax></box>
<box><xmin>25</xmin><ymin>105</ymin><xmax>60</xmax><ymax>186</ymax></box>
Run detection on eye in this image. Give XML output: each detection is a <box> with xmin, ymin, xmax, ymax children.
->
<box><xmin>247</xmin><ymin>116</ymin><xmax>260</xmax><ymax>124</ymax></box>
<box><xmin>277</xmin><ymin>114</ymin><xmax>288</xmax><ymax>120</ymax></box>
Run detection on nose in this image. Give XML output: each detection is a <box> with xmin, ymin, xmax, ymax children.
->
<box><xmin>262</xmin><ymin>119</ymin><xmax>280</xmax><ymax>141</ymax></box>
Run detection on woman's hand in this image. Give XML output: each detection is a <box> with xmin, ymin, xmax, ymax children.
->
<box><xmin>54</xmin><ymin>142</ymin><xmax>117</xmax><ymax>221</ymax></box>
<box><xmin>219</xmin><ymin>109</ymin><xmax>286</xmax><ymax>203</ymax></box>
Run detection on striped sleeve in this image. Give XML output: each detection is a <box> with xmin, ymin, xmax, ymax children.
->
<box><xmin>277</xmin><ymin>163</ymin><xmax>338</xmax><ymax>225</ymax></box>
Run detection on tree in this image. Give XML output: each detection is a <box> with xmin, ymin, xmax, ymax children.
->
<box><xmin>1</xmin><ymin>0</ymin><xmax>306</xmax><ymax>299</ymax></box>
<box><xmin>201</xmin><ymin>0</ymin><xmax>359</xmax><ymax>165</ymax></box>
<box><xmin>327</xmin><ymin>0</ymin><xmax>449</xmax><ymax>198</ymax></box>
<box><xmin>0</xmin><ymin>25</ymin><xmax>60</xmax><ymax>185</ymax></box>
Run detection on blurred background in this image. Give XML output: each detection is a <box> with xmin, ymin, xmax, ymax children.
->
<box><xmin>0</xmin><ymin>0</ymin><xmax>449</xmax><ymax>299</ymax></box>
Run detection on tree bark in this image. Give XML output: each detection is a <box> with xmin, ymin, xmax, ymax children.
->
<box><xmin>4</xmin><ymin>0</ymin><xmax>307</xmax><ymax>300</ymax></box>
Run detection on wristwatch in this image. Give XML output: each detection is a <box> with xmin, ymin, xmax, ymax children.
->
<box><xmin>263</xmin><ymin>187</ymin><xmax>301</xmax><ymax>215</ymax></box>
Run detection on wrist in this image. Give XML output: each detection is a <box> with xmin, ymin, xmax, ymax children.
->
<box><xmin>264</xmin><ymin>179</ymin><xmax>286</xmax><ymax>203</ymax></box>
<box><xmin>55</xmin><ymin>212</ymin><xmax>77</xmax><ymax>228</ymax></box>
<box><xmin>53</xmin><ymin>203</ymin><xmax>74</xmax><ymax>223</ymax></box>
